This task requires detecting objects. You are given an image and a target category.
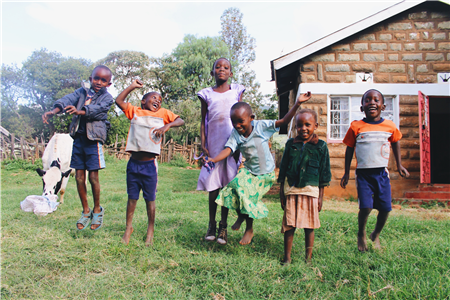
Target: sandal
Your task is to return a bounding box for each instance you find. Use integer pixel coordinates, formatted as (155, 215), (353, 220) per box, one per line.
(90, 206), (104, 231)
(76, 209), (92, 231)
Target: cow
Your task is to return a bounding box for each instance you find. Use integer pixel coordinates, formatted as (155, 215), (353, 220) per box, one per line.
(36, 133), (74, 204)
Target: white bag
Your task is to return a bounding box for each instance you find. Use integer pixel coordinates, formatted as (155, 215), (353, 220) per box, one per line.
(20, 195), (59, 216)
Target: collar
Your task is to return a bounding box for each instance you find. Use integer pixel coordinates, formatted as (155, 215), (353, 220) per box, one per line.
(293, 133), (319, 145)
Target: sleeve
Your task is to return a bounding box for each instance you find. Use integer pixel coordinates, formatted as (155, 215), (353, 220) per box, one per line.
(122, 103), (137, 120)
(84, 93), (114, 121)
(259, 120), (279, 139)
(277, 139), (292, 183)
(53, 88), (82, 112)
(197, 88), (209, 102)
(232, 84), (246, 100)
(319, 142), (332, 187)
(342, 123), (356, 148)
(224, 130), (239, 153)
(388, 123), (402, 143)
(163, 109), (180, 125)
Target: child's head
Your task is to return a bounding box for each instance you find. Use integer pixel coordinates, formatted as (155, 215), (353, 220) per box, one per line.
(211, 58), (233, 84)
(141, 92), (162, 112)
(295, 109), (318, 142)
(230, 102), (254, 137)
(89, 65), (112, 93)
(360, 89), (385, 121)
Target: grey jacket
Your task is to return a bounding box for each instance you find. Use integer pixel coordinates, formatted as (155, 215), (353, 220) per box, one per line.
(53, 82), (114, 144)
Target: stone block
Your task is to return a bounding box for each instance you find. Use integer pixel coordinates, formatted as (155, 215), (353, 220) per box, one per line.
(418, 42), (435, 50)
(317, 64), (323, 81)
(417, 74), (437, 83)
(438, 42), (450, 50)
(422, 32), (429, 40)
(388, 54), (399, 61)
(409, 11), (427, 19)
(409, 33), (419, 40)
(358, 33), (375, 41)
(400, 116), (419, 127)
(302, 64), (315, 72)
(337, 54), (360, 62)
(408, 64), (414, 82)
(330, 158), (345, 169)
(416, 64), (429, 72)
(389, 43), (402, 51)
(379, 33), (392, 40)
(402, 53), (422, 61)
(414, 22), (434, 29)
(345, 75), (356, 83)
(310, 53), (335, 62)
(425, 53), (444, 61)
(351, 64), (375, 72)
(448, 53), (450, 61)
(394, 33), (406, 40)
(438, 21), (450, 30)
(301, 75), (308, 83)
(409, 150), (420, 160)
(411, 128), (420, 138)
(432, 12), (450, 19)
(400, 149), (409, 159)
(374, 74), (389, 83)
(432, 64), (450, 72)
(306, 74), (316, 81)
(325, 75), (342, 83)
(331, 44), (350, 51)
(328, 146), (346, 158)
(404, 43), (416, 51)
(379, 64), (406, 73)
(388, 22), (412, 30)
(402, 160), (420, 172)
(353, 43), (368, 51)
(392, 75), (407, 83)
(399, 138), (420, 149)
(325, 64), (350, 72)
(309, 94), (327, 104)
(432, 32), (446, 40)
(363, 54), (384, 62)
(400, 128), (410, 138)
(371, 43), (387, 51)
(319, 116), (327, 126)
(399, 95), (418, 105)
(400, 105), (418, 116)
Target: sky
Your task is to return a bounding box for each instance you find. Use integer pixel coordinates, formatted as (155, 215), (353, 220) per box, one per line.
(2, 1), (404, 97)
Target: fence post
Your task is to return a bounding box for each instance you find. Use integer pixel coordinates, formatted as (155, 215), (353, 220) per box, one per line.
(168, 139), (173, 163)
(114, 134), (118, 151)
(35, 137), (39, 160)
(10, 133), (16, 159)
(41, 136), (46, 158)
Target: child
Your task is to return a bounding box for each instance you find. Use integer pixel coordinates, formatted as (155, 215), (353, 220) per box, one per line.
(42, 65), (114, 231)
(115, 79), (184, 246)
(278, 109), (331, 263)
(340, 89), (409, 252)
(205, 91), (312, 245)
(197, 58), (245, 245)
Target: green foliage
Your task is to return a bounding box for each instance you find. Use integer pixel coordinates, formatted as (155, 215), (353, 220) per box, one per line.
(164, 98), (201, 143)
(166, 153), (191, 168)
(261, 104), (278, 120)
(106, 105), (130, 145)
(1, 158), (42, 171)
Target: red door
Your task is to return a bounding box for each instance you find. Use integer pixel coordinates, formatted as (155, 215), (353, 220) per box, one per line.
(419, 91), (430, 184)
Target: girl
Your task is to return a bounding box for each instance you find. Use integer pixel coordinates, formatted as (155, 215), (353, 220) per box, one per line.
(205, 92), (311, 246)
(197, 58), (244, 245)
(278, 109), (331, 263)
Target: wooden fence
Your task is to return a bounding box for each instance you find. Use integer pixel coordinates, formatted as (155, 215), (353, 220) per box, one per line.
(0, 133), (47, 163)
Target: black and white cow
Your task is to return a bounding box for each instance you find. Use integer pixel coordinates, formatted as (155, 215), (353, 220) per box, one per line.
(36, 134), (73, 203)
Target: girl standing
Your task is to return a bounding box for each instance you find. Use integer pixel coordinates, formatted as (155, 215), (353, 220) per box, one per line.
(197, 58), (244, 245)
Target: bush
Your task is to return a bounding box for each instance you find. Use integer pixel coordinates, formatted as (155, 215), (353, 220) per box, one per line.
(1, 158), (43, 171)
(166, 153), (190, 168)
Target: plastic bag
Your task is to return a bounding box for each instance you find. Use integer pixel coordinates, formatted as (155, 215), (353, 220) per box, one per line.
(20, 195), (59, 216)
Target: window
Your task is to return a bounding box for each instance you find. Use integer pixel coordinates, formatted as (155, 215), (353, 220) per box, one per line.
(328, 95), (396, 141)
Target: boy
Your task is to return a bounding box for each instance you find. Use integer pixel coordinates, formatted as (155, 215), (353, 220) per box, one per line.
(115, 79), (184, 246)
(340, 89), (409, 252)
(42, 65), (114, 231)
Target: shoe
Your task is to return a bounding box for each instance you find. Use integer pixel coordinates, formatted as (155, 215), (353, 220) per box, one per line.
(217, 222), (227, 245)
(90, 206), (104, 231)
(205, 222), (216, 241)
(76, 209), (92, 231)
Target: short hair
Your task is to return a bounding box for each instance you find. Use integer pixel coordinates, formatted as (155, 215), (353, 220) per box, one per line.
(212, 57), (232, 72)
(361, 89), (384, 105)
(142, 91), (161, 101)
(92, 65), (112, 78)
(230, 102), (252, 116)
(296, 108), (318, 123)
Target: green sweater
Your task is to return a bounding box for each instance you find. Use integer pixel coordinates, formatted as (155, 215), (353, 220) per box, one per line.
(278, 136), (331, 188)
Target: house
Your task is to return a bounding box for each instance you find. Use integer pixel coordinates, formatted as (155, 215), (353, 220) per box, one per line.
(270, 0), (450, 203)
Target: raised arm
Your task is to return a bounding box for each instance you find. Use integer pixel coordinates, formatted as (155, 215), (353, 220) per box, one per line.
(392, 141), (410, 178)
(275, 91), (311, 128)
(115, 79), (144, 111)
(340, 146), (354, 189)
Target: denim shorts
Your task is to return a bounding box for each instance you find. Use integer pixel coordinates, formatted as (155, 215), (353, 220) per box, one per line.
(356, 167), (392, 212)
(126, 158), (157, 201)
(70, 134), (105, 171)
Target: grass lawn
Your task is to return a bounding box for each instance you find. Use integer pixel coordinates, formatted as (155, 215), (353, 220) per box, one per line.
(2, 156), (449, 299)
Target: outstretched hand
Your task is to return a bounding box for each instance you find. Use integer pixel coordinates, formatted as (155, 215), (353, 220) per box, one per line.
(42, 111), (54, 124)
(296, 91), (312, 104)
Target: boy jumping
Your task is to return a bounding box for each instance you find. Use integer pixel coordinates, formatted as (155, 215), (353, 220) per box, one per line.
(340, 89), (409, 252)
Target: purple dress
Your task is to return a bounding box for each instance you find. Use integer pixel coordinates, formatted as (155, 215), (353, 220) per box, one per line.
(197, 84), (245, 192)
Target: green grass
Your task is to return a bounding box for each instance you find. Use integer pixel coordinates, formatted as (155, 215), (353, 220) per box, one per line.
(2, 157), (450, 299)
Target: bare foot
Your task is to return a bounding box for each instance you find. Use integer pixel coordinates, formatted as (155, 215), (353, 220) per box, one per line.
(282, 257), (291, 265)
(357, 233), (368, 252)
(239, 229), (253, 245)
(145, 234), (153, 247)
(369, 231), (381, 249)
(231, 216), (245, 231)
(121, 227), (134, 245)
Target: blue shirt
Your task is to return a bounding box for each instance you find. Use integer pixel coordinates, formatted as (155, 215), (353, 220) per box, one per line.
(225, 120), (279, 175)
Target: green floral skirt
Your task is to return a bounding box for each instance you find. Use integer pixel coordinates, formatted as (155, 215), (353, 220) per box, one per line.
(215, 168), (275, 219)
